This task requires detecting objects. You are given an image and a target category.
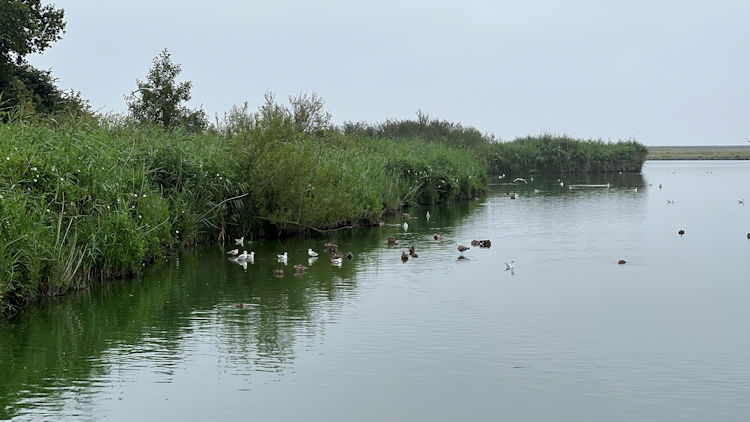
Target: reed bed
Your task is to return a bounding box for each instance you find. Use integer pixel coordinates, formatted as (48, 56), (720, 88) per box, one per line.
(0, 113), (485, 314)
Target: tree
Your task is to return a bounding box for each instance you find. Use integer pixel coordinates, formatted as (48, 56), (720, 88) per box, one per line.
(0, 0), (66, 63)
(125, 49), (207, 131)
(0, 2), (88, 118)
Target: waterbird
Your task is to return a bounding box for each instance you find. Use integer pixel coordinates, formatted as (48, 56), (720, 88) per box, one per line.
(666, 200), (674, 205)
(510, 193), (516, 200)
(433, 234), (444, 240)
(739, 199), (745, 205)
(426, 211), (431, 220)
(505, 260), (515, 271)
(237, 250), (254, 261)
(633, 187), (638, 192)
(293, 264), (307, 273)
(235, 302), (245, 308)
(659, 184), (662, 190)
(227, 249), (239, 256)
(534, 189), (541, 194)
(234, 236), (244, 246)
(456, 244), (470, 256)
(513, 177), (528, 184)
(678, 229), (685, 236)
(401, 251), (409, 262)
(747, 233), (750, 239)
(308, 248), (318, 257)
(277, 252), (288, 262)
(409, 246), (416, 256)
(331, 257), (343, 266)
(618, 259), (627, 265)
(387, 237), (398, 245)
(346, 251), (354, 260)
(402, 222), (408, 231)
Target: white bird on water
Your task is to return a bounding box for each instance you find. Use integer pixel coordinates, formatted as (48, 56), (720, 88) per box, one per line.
(238, 251), (254, 262)
(402, 222), (408, 231)
(277, 252), (288, 263)
(234, 236), (244, 246)
(426, 211), (431, 221)
(331, 257), (343, 266)
(227, 249), (239, 256)
(308, 248), (318, 257)
(505, 260), (515, 271)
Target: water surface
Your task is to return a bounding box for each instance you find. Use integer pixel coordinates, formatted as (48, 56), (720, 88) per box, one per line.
(2, 160), (749, 421)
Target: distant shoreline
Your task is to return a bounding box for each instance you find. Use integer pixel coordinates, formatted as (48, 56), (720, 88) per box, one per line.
(647, 145), (750, 160)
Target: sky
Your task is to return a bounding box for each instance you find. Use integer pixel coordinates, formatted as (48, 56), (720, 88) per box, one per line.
(28, 0), (750, 146)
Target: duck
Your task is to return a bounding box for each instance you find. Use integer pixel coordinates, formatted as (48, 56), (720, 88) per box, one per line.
(235, 302), (245, 308)
(426, 211), (431, 220)
(401, 251), (409, 262)
(277, 252), (288, 262)
(234, 236), (244, 246)
(618, 259), (627, 265)
(678, 229), (685, 236)
(387, 237), (398, 245)
(227, 249), (239, 256)
(433, 234), (444, 241)
(308, 248), (318, 257)
(346, 251), (354, 260)
(408, 246), (417, 257)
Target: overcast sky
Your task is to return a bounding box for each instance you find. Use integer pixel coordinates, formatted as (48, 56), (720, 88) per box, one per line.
(28, 0), (750, 145)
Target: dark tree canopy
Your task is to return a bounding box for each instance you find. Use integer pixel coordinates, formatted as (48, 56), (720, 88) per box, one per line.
(125, 49), (207, 131)
(0, 0), (66, 63)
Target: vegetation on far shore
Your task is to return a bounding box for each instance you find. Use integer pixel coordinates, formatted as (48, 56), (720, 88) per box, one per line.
(647, 145), (750, 160)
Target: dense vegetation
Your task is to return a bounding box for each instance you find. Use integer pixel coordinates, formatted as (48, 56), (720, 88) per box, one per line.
(0, 103), (486, 314)
(343, 115), (648, 175)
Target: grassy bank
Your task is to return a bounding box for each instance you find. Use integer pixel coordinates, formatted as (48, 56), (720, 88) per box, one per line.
(343, 116), (649, 175)
(647, 145), (750, 160)
(0, 112), (485, 314)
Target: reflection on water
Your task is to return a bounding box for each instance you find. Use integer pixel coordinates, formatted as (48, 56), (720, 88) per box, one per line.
(2, 162), (749, 421)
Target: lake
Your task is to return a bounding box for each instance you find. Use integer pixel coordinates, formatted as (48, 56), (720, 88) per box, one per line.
(1, 160), (749, 421)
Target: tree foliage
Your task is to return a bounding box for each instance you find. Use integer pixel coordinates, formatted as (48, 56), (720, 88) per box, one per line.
(125, 49), (207, 131)
(0, 0), (65, 63)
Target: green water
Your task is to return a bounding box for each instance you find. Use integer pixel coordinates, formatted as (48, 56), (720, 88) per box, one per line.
(1, 161), (749, 421)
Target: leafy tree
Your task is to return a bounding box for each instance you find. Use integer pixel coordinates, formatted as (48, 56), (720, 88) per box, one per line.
(0, 2), (89, 119)
(0, 0), (65, 63)
(125, 49), (207, 131)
